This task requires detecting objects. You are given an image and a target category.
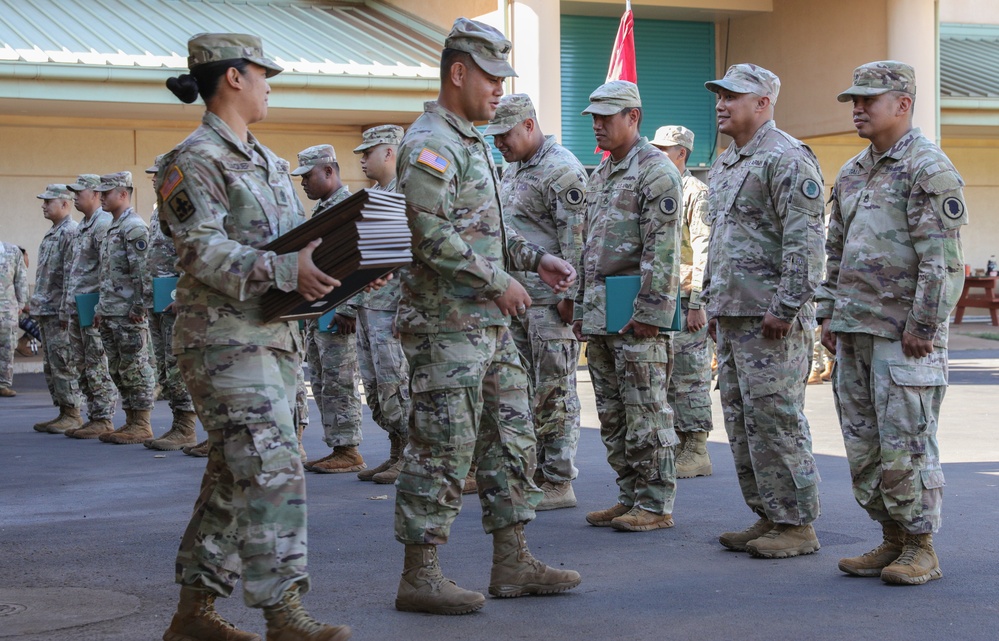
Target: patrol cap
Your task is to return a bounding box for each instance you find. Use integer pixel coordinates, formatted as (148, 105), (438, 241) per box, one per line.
(67, 174), (101, 192)
(705, 63), (781, 102)
(444, 18), (517, 78)
(291, 144), (337, 176)
(187, 33), (283, 78)
(836, 60), (916, 102)
(36, 184), (73, 200)
(581, 80), (642, 116)
(483, 94), (537, 135)
(651, 125), (695, 152)
(353, 125), (404, 154)
(145, 154), (166, 174)
(94, 171), (133, 192)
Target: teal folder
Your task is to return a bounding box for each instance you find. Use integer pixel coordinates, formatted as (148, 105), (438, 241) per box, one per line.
(317, 308), (337, 333)
(605, 275), (682, 333)
(153, 277), (179, 313)
(76, 293), (99, 328)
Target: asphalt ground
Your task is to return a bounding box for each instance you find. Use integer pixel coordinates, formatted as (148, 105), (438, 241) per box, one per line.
(2, 347), (998, 640)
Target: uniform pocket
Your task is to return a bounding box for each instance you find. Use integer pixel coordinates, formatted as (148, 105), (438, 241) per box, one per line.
(409, 362), (480, 450)
(886, 363), (946, 436)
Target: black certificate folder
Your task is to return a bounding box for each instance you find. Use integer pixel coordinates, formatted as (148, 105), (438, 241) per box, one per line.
(261, 189), (412, 322)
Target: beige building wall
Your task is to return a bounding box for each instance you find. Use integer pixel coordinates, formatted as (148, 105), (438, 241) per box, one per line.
(940, 0), (999, 23)
(382, 0), (497, 29)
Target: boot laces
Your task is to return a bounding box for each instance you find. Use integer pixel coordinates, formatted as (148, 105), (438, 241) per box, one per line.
(281, 592), (327, 634)
(893, 536), (927, 566)
(196, 595), (238, 630)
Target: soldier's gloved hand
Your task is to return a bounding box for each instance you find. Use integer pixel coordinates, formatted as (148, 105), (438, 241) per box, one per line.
(297, 238), (341, 301)
(334, 313), (356, 335)
(620, 318), (659, 338)
(820, 319), (837, 354)
(495, 279), (532, 316)
(761, 311), (791, 340)
(902, 330), (934, 358)
(537, 255), (577, 294)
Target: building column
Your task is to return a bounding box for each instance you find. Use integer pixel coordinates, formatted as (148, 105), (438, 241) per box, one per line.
(887, 0), (939, 142)
(506, 0), (563, 140)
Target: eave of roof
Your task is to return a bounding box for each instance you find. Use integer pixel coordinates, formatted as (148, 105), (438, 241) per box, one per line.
(940, 22), (999, 105)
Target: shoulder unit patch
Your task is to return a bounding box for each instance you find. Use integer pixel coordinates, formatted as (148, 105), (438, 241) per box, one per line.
(942, 196), (965, 220)
(801, 178), (821, 200)
(659, 196), (678, 216)
(565, 187), (584, 206)
(168, 189), (196, 223)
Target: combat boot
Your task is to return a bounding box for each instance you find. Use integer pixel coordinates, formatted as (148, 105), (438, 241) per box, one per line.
(536, 481), (577, 511)
(610, 506), (674, 532)
(262, 583), (351, 640)
(33, 409), (62, 432)
(67, 418), (114, 439)
(372, 458), (404, 484)
(880, 533), (942, 585)
(100, 409), (133, 443)
(746, 523), (820, 558)
(807, 368), (824, 385)
(586, 503), (630, 527)
(102, 409), (154, 445)
(821, 360), (834, 381)
(676, 431), (713, 478)
(0, 386), (16, 397)
(462, 464), (478, 495)
(296, 423), (307, 461)
(162, 586), (260, 641)
(358, 433), (404, 481)
(838, 521), (904, 577)
(146, 410), (198, 451)
(489, 524), (582, 597)
(396, 544), (485, 615)
(184, 439), (210, 457)
(719, 517), (775, 551)
(44, 406), (84, 434)
(306, 446), (366, 473)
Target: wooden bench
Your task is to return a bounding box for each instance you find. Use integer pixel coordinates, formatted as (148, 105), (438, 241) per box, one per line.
(955, 276), (999, 325)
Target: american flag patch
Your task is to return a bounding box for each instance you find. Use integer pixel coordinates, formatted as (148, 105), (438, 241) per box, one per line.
(417, 148), (450, 173)
(159, 165), (183, 200)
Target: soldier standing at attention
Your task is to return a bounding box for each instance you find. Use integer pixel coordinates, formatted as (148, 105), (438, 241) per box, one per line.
(703, 64), (826, 558)
(574, 81), (682, 532)
(352, 125), (412, 484)
(91, 172), (157, 446)
(63, 174), (119, 439)
(158, 33), (351, 641)
(486, 93), (586, 510)
(291, 144), (366, 475)
(651, 125), (715, 479)
(393, 18), (581, 615)
(0, 238), (27, 397)
(817, 61), (966, 586)
(30, 184), (83, 433)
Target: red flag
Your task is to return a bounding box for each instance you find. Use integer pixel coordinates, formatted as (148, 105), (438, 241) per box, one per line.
(596, 2), (637, 157)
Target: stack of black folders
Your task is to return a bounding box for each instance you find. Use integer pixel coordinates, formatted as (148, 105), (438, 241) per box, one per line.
(261, 188), (412, 322)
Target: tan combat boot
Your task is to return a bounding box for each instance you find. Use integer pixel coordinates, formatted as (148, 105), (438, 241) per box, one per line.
(610, 506), (674, 532)
(880, 533), (942, 585)
(807, 368), (824, 385)
(306, 446), (366, 474)
(102, 409), (154, 445)
(838, 521), (904, 577)
(585, 502), (631, 527)
(33, 408), (64, 432)
(0, 386), (16, 397)
(489, 524), (582, 597)
(67, 418), (114, 439)
(184, 439), (210, 457)
(45, 406), (85, 434)
(262, 583), (351, 641)
(461, 464), (478, 495)
(821, 360), (834, 381)
(100, 409), (133, 443)
(162, 586), (261, 641)
(359, 433), (404, 481)
(372, 458), (404, 484)
(676, 431), (713, 478)
(746, 523), (820, 559)
(146, 410), (198, 451)
(719, 517), (775, 551)
(395, 544), (485, 615)
(296, 423), (307, 461)
(536, 481), (577, 511)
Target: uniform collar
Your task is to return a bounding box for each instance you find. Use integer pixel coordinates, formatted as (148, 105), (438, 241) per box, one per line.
(721, 119), (776, 166)
(855, 127), (921, 170)
(424, 101), (487, 144)
(202, 111), (260, 158)
(598, 136), (649, 176)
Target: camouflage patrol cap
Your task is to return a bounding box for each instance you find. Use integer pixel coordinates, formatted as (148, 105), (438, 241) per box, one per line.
(651, 125), (695, 152)
(37, 184), (73, 200)
(187, 33), (283, 78)
(145, 154), (166, 174)
(94, 171), (133, 192)
(291, 144), (337, 176)
(353, 125), (404, 154)
(581, 80), (642, 116)
(705, 63), (781, 102)
(445, 18), (517, 78)
(484, 94), (537, 135)
(837, 60), (916, 102)
(67, 174), (101, 192)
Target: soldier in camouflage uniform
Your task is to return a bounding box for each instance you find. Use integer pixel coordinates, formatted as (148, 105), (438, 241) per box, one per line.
(30, 184), (83, 433)
(817, 61), (966, 586)
(158, 33), (351, 641)
(486, 94), (585, 510)
(574, 81), (682, 533)
(352, 125), (412, 484)
(0, 239), (28, 396)
(63, 174), (119, 439)
(393, 18), (581, 616)
(651, 125), (714, 479)
(703, 64), (826, 558)
(291, 144), (366, 475)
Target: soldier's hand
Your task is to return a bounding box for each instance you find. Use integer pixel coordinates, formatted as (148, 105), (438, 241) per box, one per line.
(820, 319), (837, 354)
(572, 320), (587, 342)
(707, 317), (718, 343)
(686, 308), (707, 333)
(365, 273), (392, 292)
(93, 314), (102, 328)
(556, 299), (574, 325)
(334, 313), (356, 335)
(620, 319), (659, 338)
(164, 302), (176, 314)
(495, 279), (532, 316)
(59, 319), (68, 330)
(761, 312), (792, 340)
(902, 330), (935, 358)
(537, 255), (577, 294)
(128, 310), (145, 323)
(391, 316), (399, 339)
(297, 238), (340, 302)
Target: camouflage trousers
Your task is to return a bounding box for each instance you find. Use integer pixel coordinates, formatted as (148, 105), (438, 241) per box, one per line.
(587, 332), (678, 514)
(356, 307), (410, 438)
(509, 304), (581, 483)
(832, 333), (946, 534)
(295, 364), (309, 427)
(150, 312), (194, 412)
(68, 314), (117, 420)
(305, 321), (361, 447)
(0, 314), (14, 388)
(667, 297), (713, 434)
(395, 326), (541, 544)
(716, 316), (820, 525)
(812, 326), (831, 373)
(37, 315), (81, 408)
(99, 316), (155, 411)
(175, 345), (308, 608)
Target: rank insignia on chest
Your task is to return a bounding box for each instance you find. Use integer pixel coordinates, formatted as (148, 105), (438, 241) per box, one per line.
(565, 187), (584, 206)
(417, 148), (450, 173)
(659, 196), (678, 215)
(942, 196), (965, 219)
(801, 178), (821, 199)
(159, 166), (183, 200)
(169, 190), (196, 223)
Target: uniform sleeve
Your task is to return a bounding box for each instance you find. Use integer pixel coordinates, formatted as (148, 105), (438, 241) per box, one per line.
(686, 186), (711, 308)
(157, 155), (298, 302)
(123, 222), (153, 312)
(813, 186), (842, 320)
(14, 252), (27, 308)
(547, 166), (587, 300)
(633, 166), (682, 327)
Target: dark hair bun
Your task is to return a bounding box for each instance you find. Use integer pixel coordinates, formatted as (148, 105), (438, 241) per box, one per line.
(166, 74), (199, 104)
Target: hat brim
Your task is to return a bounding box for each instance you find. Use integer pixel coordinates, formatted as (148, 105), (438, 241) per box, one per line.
(470, 53), (517, 78)
(93, 186), (117, 192)
(290, 165), (313, 176)
(144, 166), (158, 174)
(836, 86), (892, 102)
(66, 183), (89, 192)
(483, 122), (516, 135)
(704, 79), (755, 94)
(581, 103), (628, 116)
(247, 56), (283, 78)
